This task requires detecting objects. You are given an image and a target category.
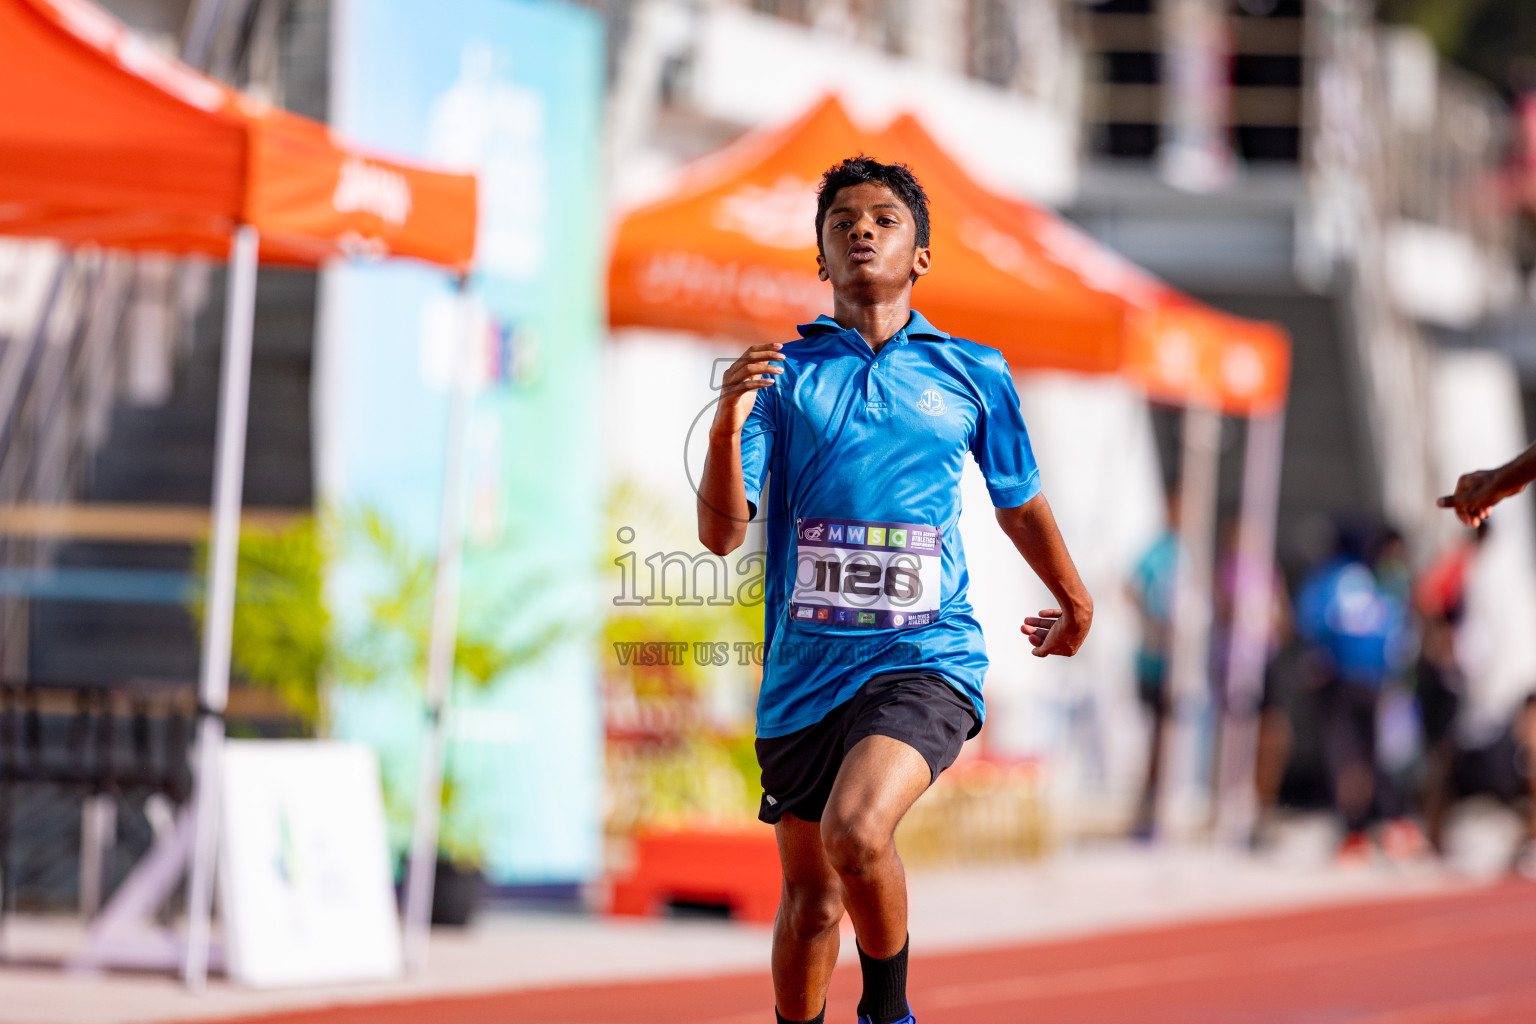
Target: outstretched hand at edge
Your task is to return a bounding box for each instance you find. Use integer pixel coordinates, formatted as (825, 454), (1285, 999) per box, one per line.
(1437, 443), (1536, 528)
(1437, 469), (1506, 528)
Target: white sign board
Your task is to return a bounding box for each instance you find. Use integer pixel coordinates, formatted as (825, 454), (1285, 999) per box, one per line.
(220, 740), (403, 987)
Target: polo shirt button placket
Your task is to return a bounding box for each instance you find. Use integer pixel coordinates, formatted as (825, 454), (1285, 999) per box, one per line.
(866, 329), (901, 408)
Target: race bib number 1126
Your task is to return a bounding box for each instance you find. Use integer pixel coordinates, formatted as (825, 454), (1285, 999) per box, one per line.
(791, 516), (942, 629)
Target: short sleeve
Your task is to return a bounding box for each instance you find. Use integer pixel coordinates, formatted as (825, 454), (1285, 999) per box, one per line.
(739, 383), (776, 520)
(970, 354), (1041, 508)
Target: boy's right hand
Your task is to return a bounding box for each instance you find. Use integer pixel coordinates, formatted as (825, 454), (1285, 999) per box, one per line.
(712, 342), (785, 438)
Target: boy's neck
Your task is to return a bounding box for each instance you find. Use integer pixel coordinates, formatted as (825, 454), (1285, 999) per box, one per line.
(831, 294), (912, 355)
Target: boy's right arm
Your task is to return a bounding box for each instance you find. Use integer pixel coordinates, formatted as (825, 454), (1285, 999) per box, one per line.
(697, 342), (784, 555)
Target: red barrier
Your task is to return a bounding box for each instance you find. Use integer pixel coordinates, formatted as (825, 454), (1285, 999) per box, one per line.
(608, 828), (782, 923)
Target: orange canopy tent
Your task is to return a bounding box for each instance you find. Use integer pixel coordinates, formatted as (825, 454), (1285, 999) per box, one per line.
(611, 98), (1291, 837)
(609, 97), (1289, 416)
(1122, 293), (1291, 418)
(0, 0), (479, 984)
(611, 98), (1127, 375)
(0, 0), (477, 268)
(876, 113), (1289, 417)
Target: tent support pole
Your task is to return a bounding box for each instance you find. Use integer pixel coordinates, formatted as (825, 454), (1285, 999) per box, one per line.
(1155, 401), (1222, 841)
(402, 277), (472, 971)
(1214, 410), (1286, 846)
(183, 224), (259, 990)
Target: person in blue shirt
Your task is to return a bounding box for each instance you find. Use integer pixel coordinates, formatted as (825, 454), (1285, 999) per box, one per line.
(1293, 524), (1414, 859)
(698, 157), (1093, 1024)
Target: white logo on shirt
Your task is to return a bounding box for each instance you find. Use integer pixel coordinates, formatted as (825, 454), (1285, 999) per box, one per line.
(916, 388), (947, 416)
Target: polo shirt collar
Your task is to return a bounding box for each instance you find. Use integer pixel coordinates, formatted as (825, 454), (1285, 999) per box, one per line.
(795, 309), (949, 341)
(904, 309), (949, 339)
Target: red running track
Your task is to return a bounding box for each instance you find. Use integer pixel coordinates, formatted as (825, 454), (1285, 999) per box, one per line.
(205, 881), (1536, 1024)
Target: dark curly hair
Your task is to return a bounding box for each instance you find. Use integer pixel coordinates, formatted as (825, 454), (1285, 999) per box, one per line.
(814, 156), (931, 254)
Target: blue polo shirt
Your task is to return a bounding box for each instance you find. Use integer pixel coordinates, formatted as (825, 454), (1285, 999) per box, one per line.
(740, 309), (1042, 738)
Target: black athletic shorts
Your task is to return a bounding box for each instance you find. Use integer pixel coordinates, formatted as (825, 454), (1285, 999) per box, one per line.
(755, 670), (980, 825)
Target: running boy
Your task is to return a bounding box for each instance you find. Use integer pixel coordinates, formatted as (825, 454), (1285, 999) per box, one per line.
(697, 157), (1092, 1024)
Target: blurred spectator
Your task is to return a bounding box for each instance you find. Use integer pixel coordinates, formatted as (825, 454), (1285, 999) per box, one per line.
(1439, 693), (1536, 877)
(1128, 498), (1180, 839)
(1371, 526), (1424, 858)
(1294, 523), (1416, 862)
(1415, 525), (1485, 621)
(1249, 580), (1304, 846)
(1413, 524), (1488, 855)
(1374, 528), (1413, 606)
(1212, 517), (1296, 844)
(1412, 525), (1536, 874)
(1515, 696), (1536, 876)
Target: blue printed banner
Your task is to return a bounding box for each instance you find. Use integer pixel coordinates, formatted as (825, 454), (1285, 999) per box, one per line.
(321, 0), (605, 885)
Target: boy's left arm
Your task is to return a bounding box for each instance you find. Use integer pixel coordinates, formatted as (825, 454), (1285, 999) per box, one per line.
(995, 493), (1093, 658)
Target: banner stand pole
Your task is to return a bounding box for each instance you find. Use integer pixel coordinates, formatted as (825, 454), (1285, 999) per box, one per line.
(182, 224), (259, 990)
(401, 275), (472, 972)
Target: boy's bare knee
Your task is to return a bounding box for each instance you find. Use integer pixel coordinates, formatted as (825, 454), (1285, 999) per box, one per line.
(779, 878), (843, 939)
(820, 811), (890, 880)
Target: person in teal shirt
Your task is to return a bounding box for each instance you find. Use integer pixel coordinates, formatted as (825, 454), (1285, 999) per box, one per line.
(1129, 520), (1179, 837)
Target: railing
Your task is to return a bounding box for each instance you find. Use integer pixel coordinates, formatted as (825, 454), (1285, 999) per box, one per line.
(1298, 0), (1468, 540)
(0, 247), (142, 681)
(1389, 62), (1512, 258)
(625, 0), (1082, 105)
(0, 1), (296, 685)
(1080, 0), (1307, 163)
(0, 677), (195, 920)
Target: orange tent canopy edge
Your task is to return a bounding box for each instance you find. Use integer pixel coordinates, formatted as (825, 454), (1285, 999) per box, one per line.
(0, 0), (477, 270)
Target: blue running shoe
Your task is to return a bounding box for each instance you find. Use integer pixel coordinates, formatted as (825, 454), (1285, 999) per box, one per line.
(857, 1007), (914, 1024)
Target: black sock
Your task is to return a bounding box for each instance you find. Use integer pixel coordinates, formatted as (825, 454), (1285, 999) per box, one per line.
(856, 935), (910, 1023)
(776, 1004), (825, 1024)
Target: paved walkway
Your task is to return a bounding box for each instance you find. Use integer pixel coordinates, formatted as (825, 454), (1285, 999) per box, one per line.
(0, 832), (1491, 1024)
